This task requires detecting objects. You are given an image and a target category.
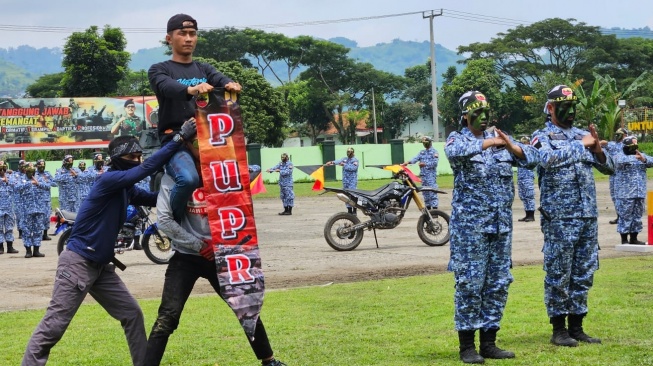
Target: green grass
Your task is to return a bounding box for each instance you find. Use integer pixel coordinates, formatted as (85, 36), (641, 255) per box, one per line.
(3, 257), (653, 365)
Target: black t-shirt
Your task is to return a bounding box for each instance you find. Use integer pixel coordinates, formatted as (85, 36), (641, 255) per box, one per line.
(148, 60), (233, 144)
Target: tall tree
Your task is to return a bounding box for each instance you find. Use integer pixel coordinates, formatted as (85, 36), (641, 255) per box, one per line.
(61, 26), (130, 97)
(384, 101), (423, 139)
(25, 72), (64, 98)
(285, 80), (331, 145)
(195, 27), (252, 67)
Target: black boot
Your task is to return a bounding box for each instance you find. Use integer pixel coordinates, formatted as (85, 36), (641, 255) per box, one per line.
(42, 229), (51, 241)
(347, 207), (353, 214)
(620, 233), (629, 244)
(278, 207), (288, 215)
(518, 210), (535, 222)
(24, 246), (32, 258)
(133, 236), (143, 250)
(458, 330), (484, 364)
(18, 229), (22, 239)
(32, 246), (45, 257)
(479, 328), (515, 359)
(629, 233), (645, 245)
(609, 215), (619, 224)
(0, 242), (3, 254)
(287, 206), (293, 215)
(6, 241), (18, 254)
(568, 313), (601, 344)
(550, 315), (578, 347)
(352, 208), (357, 216)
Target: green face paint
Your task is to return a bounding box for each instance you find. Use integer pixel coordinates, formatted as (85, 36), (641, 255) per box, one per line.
(554, 100), (577, 128)
(469, 107), (490, 131)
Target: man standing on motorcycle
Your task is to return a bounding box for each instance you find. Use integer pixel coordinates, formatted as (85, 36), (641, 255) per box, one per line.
(326, 147), (359, 215)
(144, 132), (286, 366)
(267, 153), (295, 215)
(444, 91), (539, 364)
(22, 120), (196, 366)
(402, 136), (439, 209)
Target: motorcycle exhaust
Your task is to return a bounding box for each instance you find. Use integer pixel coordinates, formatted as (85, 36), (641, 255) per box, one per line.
(336, 193), (357, 207)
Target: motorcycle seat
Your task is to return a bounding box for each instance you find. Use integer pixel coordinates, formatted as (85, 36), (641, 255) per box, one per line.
(347, 183), (396, 199)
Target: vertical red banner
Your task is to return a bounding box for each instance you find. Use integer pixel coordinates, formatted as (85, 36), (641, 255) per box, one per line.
(195, 91), (264, 339)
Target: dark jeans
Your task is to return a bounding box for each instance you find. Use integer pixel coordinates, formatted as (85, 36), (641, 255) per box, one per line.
(164, 147), (200, 221)
(143, 252), (273, 366)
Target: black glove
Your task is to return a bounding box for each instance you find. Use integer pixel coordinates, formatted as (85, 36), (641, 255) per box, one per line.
(180, 117), (197, 141)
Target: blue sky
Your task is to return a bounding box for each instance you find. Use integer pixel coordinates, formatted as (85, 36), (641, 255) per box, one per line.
(3, 0), (652, 52)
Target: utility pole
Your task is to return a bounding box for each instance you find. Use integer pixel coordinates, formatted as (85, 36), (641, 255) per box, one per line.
(372, 87), (378, 144)
(423, 9), (443, 141)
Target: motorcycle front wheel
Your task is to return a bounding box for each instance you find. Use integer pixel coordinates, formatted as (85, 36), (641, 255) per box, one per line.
(57, 228), (71, 255)
(142, 230), (173, 265)
(324, 212), (364, 251)
(417, 209), (450, 246)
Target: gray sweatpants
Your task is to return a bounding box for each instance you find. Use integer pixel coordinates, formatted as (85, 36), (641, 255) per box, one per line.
(22, 250), (147, 366)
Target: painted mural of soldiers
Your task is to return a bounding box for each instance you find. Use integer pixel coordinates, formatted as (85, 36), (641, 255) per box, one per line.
(16, 163), (48, 258)
(532, 84), (613, 347)
(267, 153), (294, 216)
(614, 136), (653, 244)
(111, 99), (143, 137)
(12, 160), (27, 239)
(326, 147), (359, 214)
(0, 161), (18, 254)
(35, 159), (56, 241)
(76, 160), (94, 204)
(402, 137), (439, 209)
(600, 128), (628, 224)
(54, 155), (80, 212)
(516, 136), (536, 222)
(444, 91), (539, 364)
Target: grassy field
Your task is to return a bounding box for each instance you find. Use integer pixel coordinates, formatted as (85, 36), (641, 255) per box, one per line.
(2, 256), (653, 365)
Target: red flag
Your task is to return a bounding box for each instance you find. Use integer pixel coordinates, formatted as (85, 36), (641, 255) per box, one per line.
(249, 172), (266, 195)
(382, 164), (422, 183)
(310, 166), (325, 191)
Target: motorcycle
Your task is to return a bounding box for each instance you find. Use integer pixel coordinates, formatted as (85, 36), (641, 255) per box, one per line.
(55, 205), (173, 265)
(322, 166), (450, 251)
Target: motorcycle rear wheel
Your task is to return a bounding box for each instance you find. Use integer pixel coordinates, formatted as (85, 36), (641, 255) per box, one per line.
(324, 212), (364, 251)
(57, 228), (71, 255)
(417, 209), (450, 246)
(142, 231), (173, 265)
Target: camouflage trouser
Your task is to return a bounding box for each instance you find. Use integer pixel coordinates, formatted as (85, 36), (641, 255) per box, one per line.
(0, 212), (15, 243)
(342, 177), (357, 208)
(448, 226), (513, 331)
(21, 212), (45, 248)
(60, 199), (77, 213)
(609, 175), (616, 207)
(421, 176), (439, 208)
(517, 180), (535, 211)
(279, 185), (294, 207)
(616, 197), (644, 234)
(542, 217), (599, 317)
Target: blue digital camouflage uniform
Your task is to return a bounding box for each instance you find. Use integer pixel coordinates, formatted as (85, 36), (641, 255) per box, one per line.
(332, 156), (359, 208)
(516, 167), (535, 211)
(54, 166), (81, 212)
(444, 128), (539, 331)
(613, 150), (653, 235)
(532, 121), (614, 318)
(76, 166), (94, 203)
(16, 175), (48, 249)
(35, 169), (56, 230)
(0, 174), (15, 244)
(603, 141), (623, 211)
(11, 170), (25, 231)
(268, 161), (294, 207)
(408, 147), (439, 208)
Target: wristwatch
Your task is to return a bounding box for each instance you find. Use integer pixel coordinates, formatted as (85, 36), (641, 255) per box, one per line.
(173, 134), (183, 143)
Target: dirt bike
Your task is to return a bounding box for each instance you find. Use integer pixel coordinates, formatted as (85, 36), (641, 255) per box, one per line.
(322, 166), (450, 251)
(55, 205), (173, 265)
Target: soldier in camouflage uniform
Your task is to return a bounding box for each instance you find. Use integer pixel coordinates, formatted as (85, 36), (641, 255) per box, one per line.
(516, 136), (536, 222)
(76, 160), (94, 204)
(35, 159), (56, 240)
(54, 155), (80, 212)
(12, 160), (26, 239)
(600, 128), (628, 224)
(613, 136), (653, 244)
(16, 163), (48, 258)
(444, 91), (539, 364)
(0, 161), (18, 254)
(267, 153), (294, 216)
(403, 137), (439, 209)
(326, 147), (359, 214)
(532, 85), (613, 347)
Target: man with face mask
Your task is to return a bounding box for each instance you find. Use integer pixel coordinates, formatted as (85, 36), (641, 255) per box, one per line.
(402, 137), (439, 210)
(54, 155), (80, 212)
(22, 120), (196, 366)
(16, 163), (48, 258)
(516, 136), (536, 222)
(326, 147), (359, 214)
(600, 128), (628, 224)
(75, 160), (94, 205)
(35, 159), (56, 241)
(532, 85), (614, 348)
(266, 153), (294, 215)
(12, 160), (26, 239)
(0, 160), (18, 254)
(444, 91), (539, 364)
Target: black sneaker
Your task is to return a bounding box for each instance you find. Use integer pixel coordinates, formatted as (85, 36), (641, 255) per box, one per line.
(263, 360), (287, 366)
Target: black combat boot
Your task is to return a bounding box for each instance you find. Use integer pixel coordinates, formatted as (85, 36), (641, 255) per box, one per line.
(609, 215), (619, 224)
(287, 207), (293, 215)
(24, 246), (32, 258)
(479, 328), (515, 359)
(18, 229), (22, 239)
(518, 211), (535, 222)
(278, 207), (288, 215)
(6, 241), (18, 254)
(620, 233), (629, 244)
(550, 315), (578, 347)
(32, 246), (45, 257)
(458, 330), (484, 364)
(347, 207), (353, 214)
(629, 233), (645, 245)
(0, 242), (3, 254)
(133, 236), (143, 250)
(568, 313), (601, 344)
(42, 229), (51, 241)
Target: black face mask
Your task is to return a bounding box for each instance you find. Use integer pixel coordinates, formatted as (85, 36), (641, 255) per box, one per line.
(95, 162), (104, 169)
(553, 101), (577, 129)
(111, 158), (140, 171)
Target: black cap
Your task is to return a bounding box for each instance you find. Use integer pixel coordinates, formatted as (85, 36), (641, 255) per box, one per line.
(546, 85), (577, 102)
(458, 91), (490, 114)
(124, 98), (135, 107)
(167, 14), (197, 33)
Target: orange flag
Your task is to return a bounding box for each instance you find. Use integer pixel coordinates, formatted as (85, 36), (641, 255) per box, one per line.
(381, 164), (422, 183)
(249, 171), (267, 195)
(310, 166), (325, 191)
